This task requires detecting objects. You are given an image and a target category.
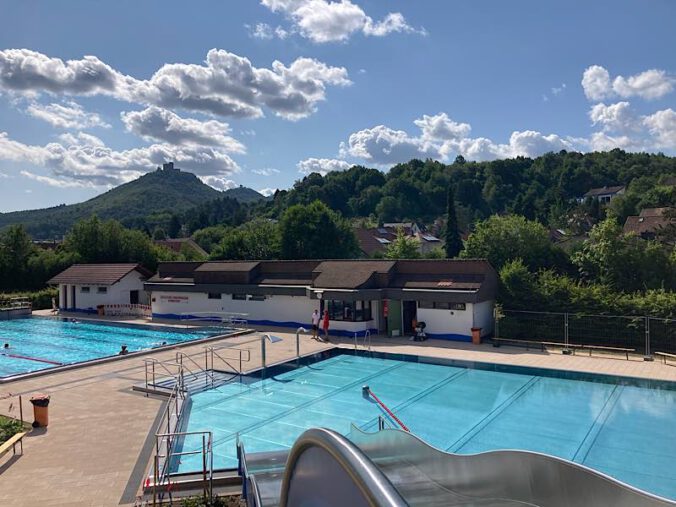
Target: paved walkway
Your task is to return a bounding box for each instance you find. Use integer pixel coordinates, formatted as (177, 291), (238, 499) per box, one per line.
(0, 316), (674, 506)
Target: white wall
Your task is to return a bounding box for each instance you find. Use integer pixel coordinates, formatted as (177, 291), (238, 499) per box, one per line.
(417, 303), (475, 339)
(62, 271), (148, 311)
(472, 300), (495, 336)
(151, 290), (377, 334)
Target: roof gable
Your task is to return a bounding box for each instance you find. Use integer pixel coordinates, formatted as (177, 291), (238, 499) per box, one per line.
(48, 263), (151, 286)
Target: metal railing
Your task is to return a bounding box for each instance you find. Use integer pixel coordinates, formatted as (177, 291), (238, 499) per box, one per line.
(104, 303), (151, 318)
(496, 309), (676, 358)
(354, 329), (372, 353)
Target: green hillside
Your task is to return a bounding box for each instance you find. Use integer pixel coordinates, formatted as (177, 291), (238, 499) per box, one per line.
(0, 165), (225, 238)
(223, 185), (269, 204)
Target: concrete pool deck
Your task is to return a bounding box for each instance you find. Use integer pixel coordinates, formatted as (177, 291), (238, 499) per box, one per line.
(0, 315), (675, 506)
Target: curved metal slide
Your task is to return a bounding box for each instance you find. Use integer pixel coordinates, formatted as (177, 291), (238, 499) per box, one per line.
(239, 427), (676, 507)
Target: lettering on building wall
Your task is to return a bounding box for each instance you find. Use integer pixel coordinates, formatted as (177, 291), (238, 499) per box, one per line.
(160, 295), (189, 304)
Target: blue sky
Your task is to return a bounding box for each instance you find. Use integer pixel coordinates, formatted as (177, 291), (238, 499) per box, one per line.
(0, 0), (674, 212)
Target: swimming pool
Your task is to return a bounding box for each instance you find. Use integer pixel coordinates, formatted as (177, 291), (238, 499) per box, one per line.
(0, 317), (231, 379)
(177, 353), (676, 500)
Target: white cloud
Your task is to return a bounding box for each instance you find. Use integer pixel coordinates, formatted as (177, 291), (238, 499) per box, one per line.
(260, 0), (422, 43)
(0, 48), (350, 120)
(341, 113), (579, 165)
(25, 100), (110, 129)
(643, 108), (676, 149)
(20, 170), (86, 188)
(582, 65), (612, 101)
(551, 83), (566, 96)
(0, 130), (241, 187)
(259, 187), (277, 197)
(248, 22), (275, 39)
(252, 167), (280, 176)
(588, 102), (638, 132)
(121, 106), (245, 152)
(200, 176), (237, 190)
(297, 157), (350, 175)
(582, 65), (674, 101)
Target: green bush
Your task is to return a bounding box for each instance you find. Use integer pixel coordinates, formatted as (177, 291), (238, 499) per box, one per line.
(0, 288), (59, 310)
(0, 415), (24, 445)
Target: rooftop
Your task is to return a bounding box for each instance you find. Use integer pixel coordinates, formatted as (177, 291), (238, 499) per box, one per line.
(47, 263), (152, 286)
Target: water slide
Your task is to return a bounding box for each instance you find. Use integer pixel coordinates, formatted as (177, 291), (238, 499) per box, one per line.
(239, 427), (676, 507)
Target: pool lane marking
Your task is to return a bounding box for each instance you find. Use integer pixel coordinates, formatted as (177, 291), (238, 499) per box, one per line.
(448, 376), (541, 453)
(571, 385), (623, 464)
(1, 352), (63, 366)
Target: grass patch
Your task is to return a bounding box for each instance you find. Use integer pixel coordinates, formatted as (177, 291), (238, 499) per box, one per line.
(0, 414), (24, 445)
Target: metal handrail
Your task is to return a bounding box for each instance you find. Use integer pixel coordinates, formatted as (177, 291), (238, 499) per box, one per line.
(354, 329), (372, 353)
(176, 351), (215, 387)
(144, 358), (184, 391)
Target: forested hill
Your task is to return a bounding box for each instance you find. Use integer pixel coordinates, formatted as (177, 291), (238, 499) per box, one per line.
(268, 150), (676, 228)
(0, 166), (264, 238)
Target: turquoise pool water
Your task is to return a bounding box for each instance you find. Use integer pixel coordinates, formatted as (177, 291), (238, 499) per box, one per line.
(0, 317), (229, 378)
(178, 354), (676, 500)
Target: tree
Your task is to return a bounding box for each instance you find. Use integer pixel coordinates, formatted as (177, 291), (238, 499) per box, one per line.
(152, 227), (167, 240)
(461, 214), (564, 271)
(279, 201), (358, 259)
(444, 185), (462, 258)
(571, 218), (676, 291)
(167, 214), (181, 238)
(384, 229), (421, 259)
(210, 219), (280, 260)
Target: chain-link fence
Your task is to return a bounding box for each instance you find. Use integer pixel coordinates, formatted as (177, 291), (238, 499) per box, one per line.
(496, 309), (676, 356)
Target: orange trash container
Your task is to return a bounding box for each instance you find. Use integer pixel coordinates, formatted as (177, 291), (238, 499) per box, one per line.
(471, 327), (482, 345)
(30, 393), (50, 428)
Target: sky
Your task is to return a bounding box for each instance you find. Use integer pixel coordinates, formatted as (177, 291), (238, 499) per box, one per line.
(0, 0), (674, 212)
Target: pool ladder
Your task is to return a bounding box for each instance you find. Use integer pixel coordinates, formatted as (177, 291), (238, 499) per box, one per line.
(354, 330), (371, 353)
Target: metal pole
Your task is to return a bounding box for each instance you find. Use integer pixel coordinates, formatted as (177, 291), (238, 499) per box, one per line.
(644, 316), (654, 361)
(261, 337), (266, 379)
(19, 395), (23, 424)
(295, 327), (306, 367)
(562, 313), (572, 355)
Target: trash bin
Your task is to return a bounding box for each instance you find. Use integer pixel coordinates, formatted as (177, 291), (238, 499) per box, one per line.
(97, 305), (105, 316)
(30, 393), (50, 428)
(471, 327), (482, 345)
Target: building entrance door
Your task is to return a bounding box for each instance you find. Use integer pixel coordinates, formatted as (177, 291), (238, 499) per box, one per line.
(70, 285), (76, 309)
(402, 301), (417, 334)
(130, 290), (139, 305)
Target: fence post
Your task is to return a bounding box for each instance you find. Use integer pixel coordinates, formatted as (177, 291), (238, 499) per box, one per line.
(644, 316), (653, 361)
(562, 313), (572, 355)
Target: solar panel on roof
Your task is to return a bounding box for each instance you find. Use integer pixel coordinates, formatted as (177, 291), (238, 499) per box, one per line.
(421, 234), (439, 241)
(375, 237), (391, 244)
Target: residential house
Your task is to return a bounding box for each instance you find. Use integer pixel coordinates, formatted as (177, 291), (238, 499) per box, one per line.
(623, 207), (676, 241)
(579, 185), (626, 203)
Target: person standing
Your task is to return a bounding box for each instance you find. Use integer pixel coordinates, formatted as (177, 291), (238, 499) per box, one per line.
(321, 309), (330, 342)
(311, 309), (320, 339)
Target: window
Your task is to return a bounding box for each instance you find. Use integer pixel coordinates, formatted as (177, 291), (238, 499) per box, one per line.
(248, 294), (266, 301)
(326, 300), (372, 322)
(232, 294), (247, 301)
(97, 287), (107, 294)
(419, 301), (466, 311)
(80, 286), (90, 293)
(208, 292), (222, 300)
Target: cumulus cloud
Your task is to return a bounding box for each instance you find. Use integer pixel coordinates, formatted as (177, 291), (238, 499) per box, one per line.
(0, 130), (241, 188)
(121, 106), (245, 152)
(297, 157), (350, 175)
(588, 102), (638, 132)
(582, 65), (674, 101)
(339, 112), (580, 165)
(0, 48), (350, 120)
(25, 100), (110, 129)
(247, 22), (290, 40)
(259, 187), (277, 197)
(199, 176), (237, 190)
(643, 108), (676, 149)
(260, 0), (422, 43)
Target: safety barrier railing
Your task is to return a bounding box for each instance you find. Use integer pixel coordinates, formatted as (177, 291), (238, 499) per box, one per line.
(0, 297), (32, 311)
(353, 329), (372, 353)
(204, 344), (251, 375)
(496, 309), (676, 359)
(103, 303), (151, 318)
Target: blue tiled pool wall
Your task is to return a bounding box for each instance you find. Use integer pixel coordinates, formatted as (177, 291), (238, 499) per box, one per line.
(175, 352), (676, 499)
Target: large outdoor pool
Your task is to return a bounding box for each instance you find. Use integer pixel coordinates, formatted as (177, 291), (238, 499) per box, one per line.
(177, 353), (676, 500)
(0, 317), (231, 379)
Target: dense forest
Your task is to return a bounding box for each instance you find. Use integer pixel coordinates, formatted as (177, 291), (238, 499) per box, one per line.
(1, 149), (675, 316)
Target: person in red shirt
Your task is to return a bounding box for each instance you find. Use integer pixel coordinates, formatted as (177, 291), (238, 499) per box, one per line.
(321, 309), (330, 342)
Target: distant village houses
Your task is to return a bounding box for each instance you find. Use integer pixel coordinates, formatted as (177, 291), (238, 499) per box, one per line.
(577, 185), (626, 204)
(623, 207), (676, 242)
(354, 223), (442, 257)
